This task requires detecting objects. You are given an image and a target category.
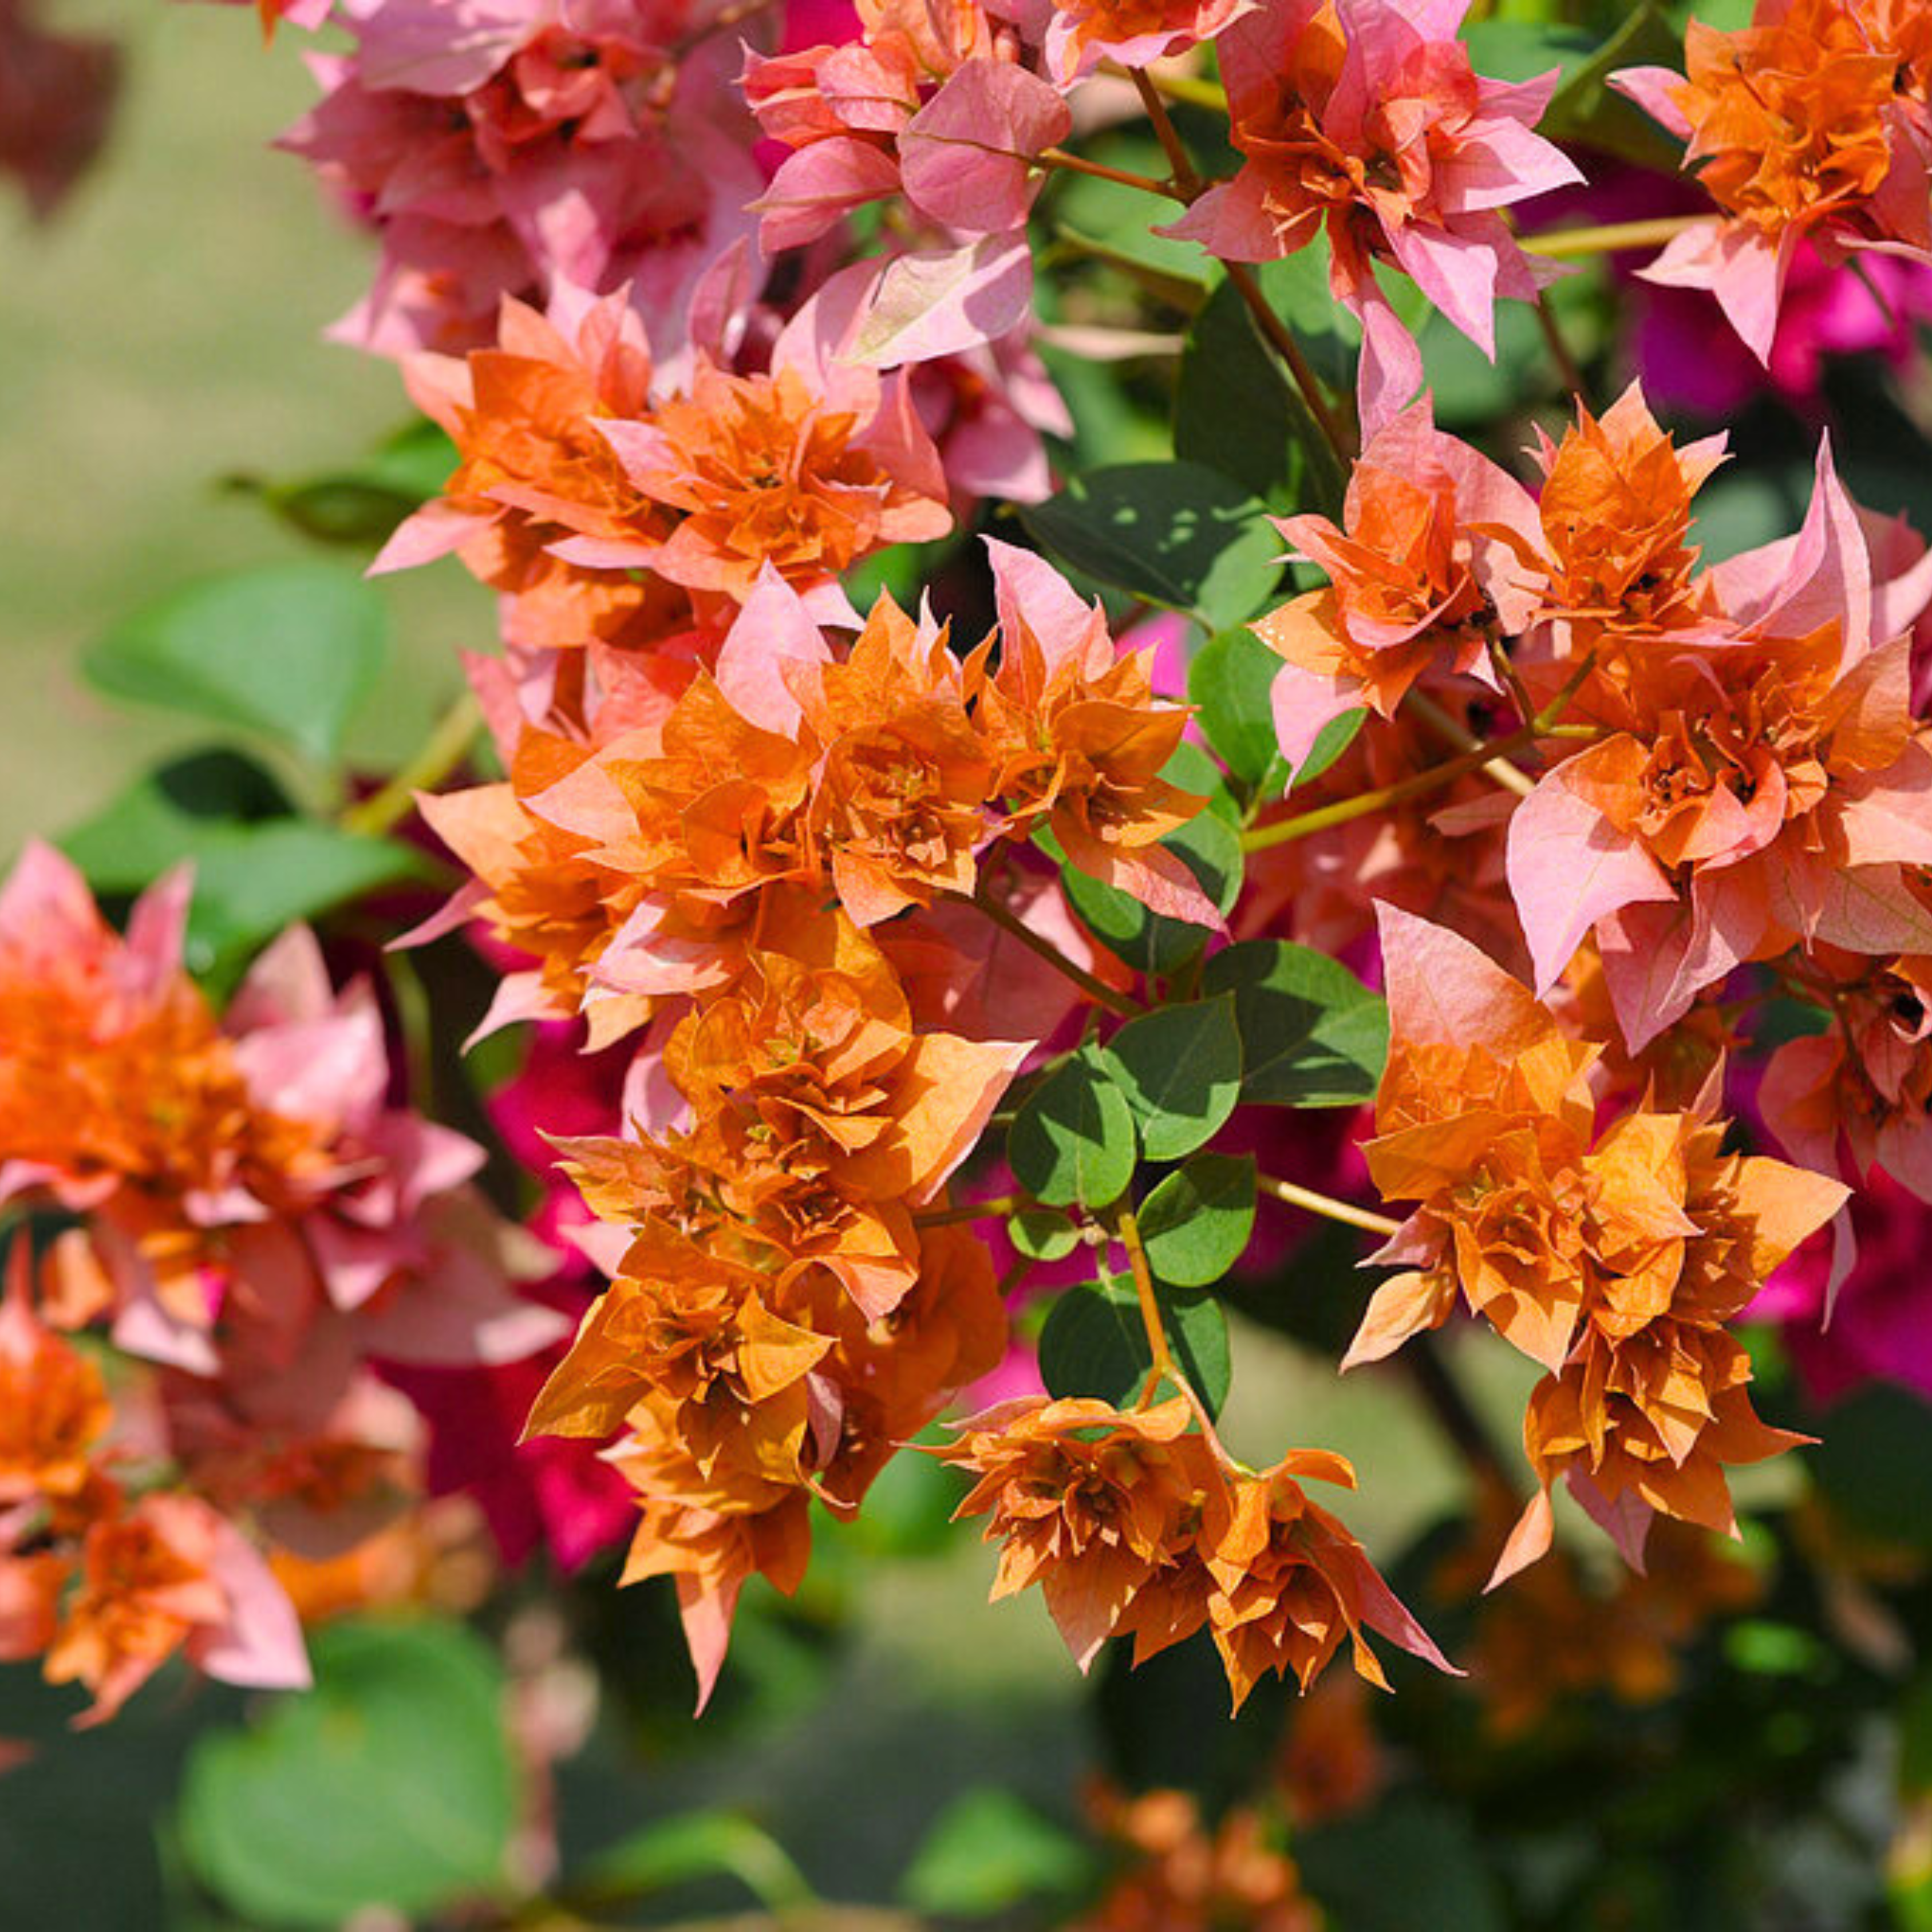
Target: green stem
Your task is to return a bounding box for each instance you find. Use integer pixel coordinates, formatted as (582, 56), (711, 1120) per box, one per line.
(339, 692), (483, 838)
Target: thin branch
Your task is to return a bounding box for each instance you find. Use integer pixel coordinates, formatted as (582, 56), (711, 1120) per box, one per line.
(1533, 292), (1588, 400)
(914, 1194), (1021, 1229)
(1224, 260), (1356, 465)
(1129, 66), (1202, 197)
(1101, 60), (1226, 113)
(1257, 1174), (1400, 1239)
(339, 692), (483, 838)
(1115, 1207), (1238, 1467)
(1038, 147), (1177, 197)
(1519, 214), (1706, 260)
(959, 882), (1141, 1018)
(1405, 690), (1536, 800)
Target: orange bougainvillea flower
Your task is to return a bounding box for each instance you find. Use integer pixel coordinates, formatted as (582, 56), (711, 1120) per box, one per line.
(414, 726), (655, 1044)
(971, 542), (1222, 928)
(945, 1396), (1220, 1669)
(1506, 441), (1932, 1046)
(1199, 1456), (1456, 1709)
(0, 1244), (111, 1507)
(375, 287), (689, 654)
(575, 353), (953, 605)
(380, 286), (953, 633)
(602, 1411), (815, 1712)
(523, 1228), (829, 1489)
(1523, 384), (1729, 674)
(42, 1492), (308, 1726)
(1076, 1785), (1324, 1932)
(943, 1398), (1452, 1704)
(1356, 906), (1845, 1579)
(554, 903), (1022, 1318)
(1615, 0), (1932, 360)
(573, 1222), (1005, 1709)
(1256, 397), (1544, 771)
(791, 591), (997, 926)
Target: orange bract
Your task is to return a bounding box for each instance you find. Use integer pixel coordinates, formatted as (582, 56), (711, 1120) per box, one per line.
(944, 1397), (1451, 1705)
(1673, 1), (1900, 235)
(631, 359), (951, 602)
(1362, 909), (1846, 1580)
(1528, 385), (1727, 671)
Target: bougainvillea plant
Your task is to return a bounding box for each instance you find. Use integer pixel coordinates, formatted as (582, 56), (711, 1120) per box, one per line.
(12, 0), (1932, 1924)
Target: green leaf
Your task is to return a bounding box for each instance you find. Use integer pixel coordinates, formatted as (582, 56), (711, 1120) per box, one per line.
(178, 1618), (515, 1930)
(1289, 705), (1365, 789)
(228, 420), (458, 549)
(1252, 243), (1361, 393)
(1010, 1206), (1082, 1263)
(1053, 808), (1244, 978)
(1138, 1154), (1257, 1289)
(1038, 1274), (1232, 1416)
(1008, 1049), (1139, 1209)
(900, 1789), (1096, 1917)
(84, 563), (390, 765)
(1458, 13), (1684, 174)
(1203, 940), (1388, 1107)
(580, 1812), (813, 1914)
(1190, 626), (1286, 791)
(1018, 462), (1281, 630)
(1100, 996), (1242, 1161)
(61, 753), (429, 979)
(1297, 1801), (1508, 1932)
(1174, 277), (1345, 516)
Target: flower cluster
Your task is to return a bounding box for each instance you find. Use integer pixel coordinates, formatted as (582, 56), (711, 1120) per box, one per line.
(942, 1396), (1452, 1708)
(0, 846), (561, 1718)
(1615, 0), (1932, 360)
(151, 0), (1932, 1749)
(1348, 906), (1845, 1581)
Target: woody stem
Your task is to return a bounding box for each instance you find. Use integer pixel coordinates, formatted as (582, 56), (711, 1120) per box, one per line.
(1102, 60), (1227, 114)
(1534, 292), (1589, 401)
(1038, 147), (1177, 197)
(1240, 722), (1538, 854)
(339, 691), (483, 838)
(1519, 214), (1706, 260)
(1257, 1174), (1400, 1239)
(1129, 66), (1203, 198)
(1115, 1206), (1235, 1462)
(1405, 691), (1535, 800)
(1224, 261), (1357, 465)
(962, 881), (1140, 1018)
(1241, 650), (1599, 855)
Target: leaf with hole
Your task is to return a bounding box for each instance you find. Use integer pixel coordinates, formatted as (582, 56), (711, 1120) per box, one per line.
(1203, 941), (1387, 1107)
(1100, 995), (1243, 1161)
(1138, 1154), (1257, 1289)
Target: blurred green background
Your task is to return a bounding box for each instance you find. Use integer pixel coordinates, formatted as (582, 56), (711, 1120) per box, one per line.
(0, 0), (477, 850)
